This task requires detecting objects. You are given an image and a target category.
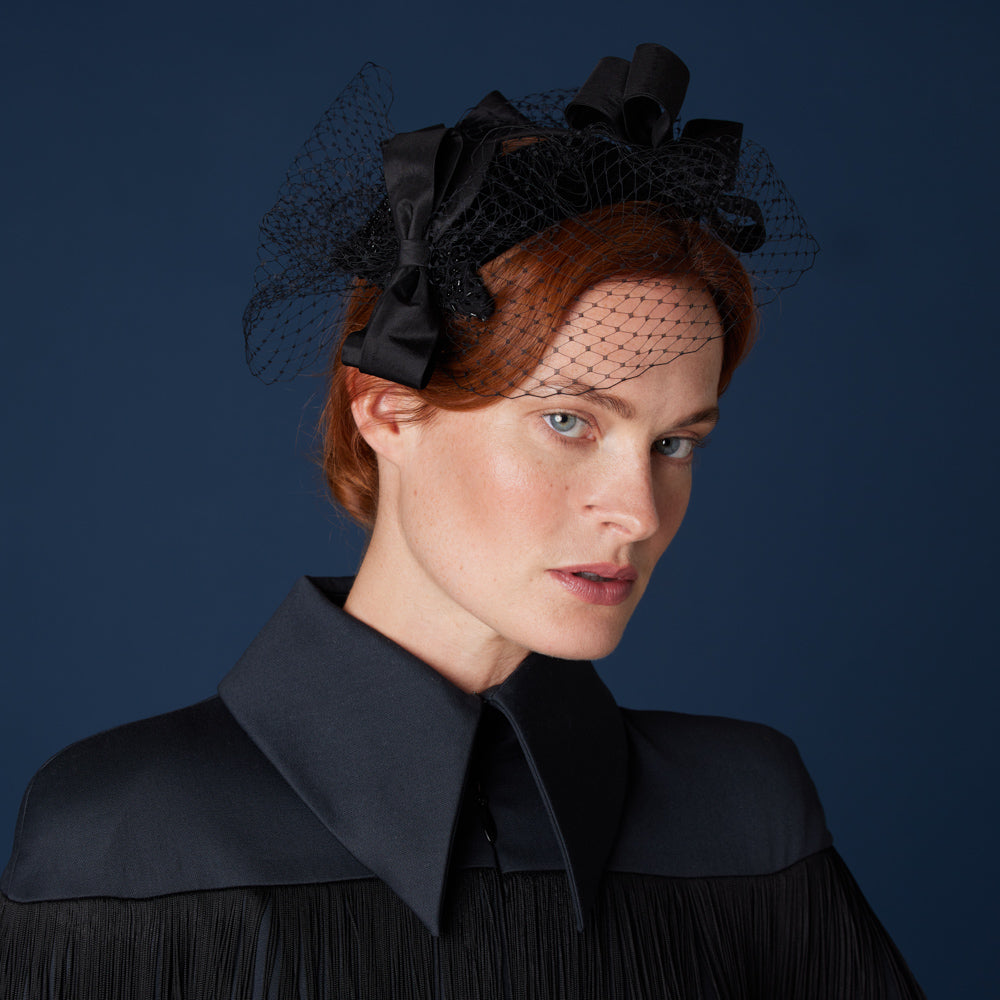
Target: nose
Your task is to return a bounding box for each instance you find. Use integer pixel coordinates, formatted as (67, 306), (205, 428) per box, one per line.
(583, 450), (661, 541)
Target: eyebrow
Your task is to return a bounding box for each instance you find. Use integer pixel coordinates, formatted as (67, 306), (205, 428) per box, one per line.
(544, 379), (721, 430)
(671, 404), (721, 431)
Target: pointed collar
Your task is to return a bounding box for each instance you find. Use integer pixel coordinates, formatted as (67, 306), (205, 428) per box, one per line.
(219, 576), (627, 935)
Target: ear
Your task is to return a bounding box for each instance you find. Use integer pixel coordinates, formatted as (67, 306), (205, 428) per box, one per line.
(349, 383), (418, 466)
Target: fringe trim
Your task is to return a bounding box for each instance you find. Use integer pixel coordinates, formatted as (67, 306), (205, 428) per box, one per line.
(0, 850), (923, 999)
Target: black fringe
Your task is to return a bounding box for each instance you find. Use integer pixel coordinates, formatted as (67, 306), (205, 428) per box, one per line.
(0, 850), (923, 999)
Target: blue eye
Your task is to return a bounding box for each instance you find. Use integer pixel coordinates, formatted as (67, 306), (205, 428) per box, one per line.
(544, 412), (589, 438)
(654, 437), (695, 459)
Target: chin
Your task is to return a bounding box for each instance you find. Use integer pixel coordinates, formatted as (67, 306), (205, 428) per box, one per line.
(528, 623), (628, 663)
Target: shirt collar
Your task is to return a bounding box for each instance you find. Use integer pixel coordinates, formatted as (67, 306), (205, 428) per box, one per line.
(219, 576), (627, 935)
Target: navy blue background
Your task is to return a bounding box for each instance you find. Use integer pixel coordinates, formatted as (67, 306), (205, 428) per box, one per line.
(2, 2), (996, 995)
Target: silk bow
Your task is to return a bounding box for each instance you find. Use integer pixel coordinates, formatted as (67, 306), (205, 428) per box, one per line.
(567, 44), (766, 253)
(565, 42), (690, 147)
(339, 125), (496, 388)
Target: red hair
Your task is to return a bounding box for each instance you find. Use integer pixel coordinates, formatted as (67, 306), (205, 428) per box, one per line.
(321, 206), (757, 528)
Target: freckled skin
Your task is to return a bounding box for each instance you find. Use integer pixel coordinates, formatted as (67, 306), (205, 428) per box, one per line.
(346, 280), (724, 692)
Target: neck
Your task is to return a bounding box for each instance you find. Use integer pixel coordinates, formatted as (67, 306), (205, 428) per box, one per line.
(344, 526), (528, 695)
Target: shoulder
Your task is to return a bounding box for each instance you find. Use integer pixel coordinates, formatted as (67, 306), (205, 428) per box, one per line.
(624, 708), (816, 791)
(8, 698), (266, 826)
(611, 708), (832, 877)
(2, 698), (365, 902)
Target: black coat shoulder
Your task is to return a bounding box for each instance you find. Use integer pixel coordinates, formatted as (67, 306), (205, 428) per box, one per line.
(2, 698), (833, 903)
(612, 709), (832, 876)
(1, 697), (367, 903)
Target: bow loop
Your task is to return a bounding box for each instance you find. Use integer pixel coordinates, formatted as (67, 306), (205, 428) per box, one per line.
(680, 118), (745, 187)
(564, 56), (631, 138)
(565, 43), (690, 147)
(458, 90), (534, 136)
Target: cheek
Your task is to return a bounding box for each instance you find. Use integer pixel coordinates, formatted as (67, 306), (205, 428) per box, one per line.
(404, 426), (561, 555)
(485, 449), (565, 525)
(652, 473), (694, 554)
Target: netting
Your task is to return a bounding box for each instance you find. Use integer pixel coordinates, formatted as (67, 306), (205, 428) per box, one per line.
(243, 46), (817, 395)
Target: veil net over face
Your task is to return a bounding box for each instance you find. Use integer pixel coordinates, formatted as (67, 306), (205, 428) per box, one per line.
(243, 47), (818, 397)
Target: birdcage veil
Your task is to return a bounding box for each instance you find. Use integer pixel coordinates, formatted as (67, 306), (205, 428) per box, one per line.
(243, 44), (817, 395)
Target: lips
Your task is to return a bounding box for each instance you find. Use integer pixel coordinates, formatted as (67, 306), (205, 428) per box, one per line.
(548, 563), (638, 605)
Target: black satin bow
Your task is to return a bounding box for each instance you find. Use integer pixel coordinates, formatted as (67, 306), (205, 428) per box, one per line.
(340, 126), (493, 388)
(677, 118), (767, 254)
(565, 42), (690, 147)
(567, 44), (766, 253)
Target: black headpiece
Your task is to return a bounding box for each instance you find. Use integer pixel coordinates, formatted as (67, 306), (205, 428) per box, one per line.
(243, 44), (817, 393)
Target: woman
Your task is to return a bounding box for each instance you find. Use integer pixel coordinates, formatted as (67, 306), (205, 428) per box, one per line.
(0, 44), (924, 998)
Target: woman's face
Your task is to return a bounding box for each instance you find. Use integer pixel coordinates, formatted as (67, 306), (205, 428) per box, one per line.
(376, 278), (723, 667)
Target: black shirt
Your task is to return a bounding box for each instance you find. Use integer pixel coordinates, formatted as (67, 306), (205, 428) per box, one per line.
(0, 577), (924, 998)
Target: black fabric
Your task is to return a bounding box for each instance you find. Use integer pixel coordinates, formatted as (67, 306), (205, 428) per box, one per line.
(0, 858), (924, 999)
(0, 577), (924, 997)
(218, 576), (483, 934)
(565, 43), (690, 146)
(339, 125), (497, 388)
(2, 578), (828, 913)
(481, 646), (627, 931)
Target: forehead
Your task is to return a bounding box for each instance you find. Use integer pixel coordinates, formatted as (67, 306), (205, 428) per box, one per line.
(530, 277), (723, 392)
